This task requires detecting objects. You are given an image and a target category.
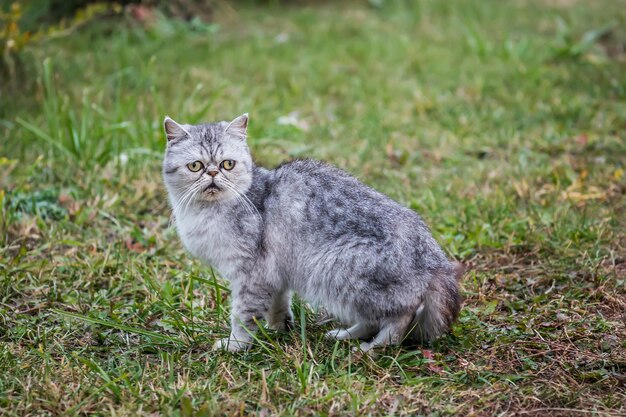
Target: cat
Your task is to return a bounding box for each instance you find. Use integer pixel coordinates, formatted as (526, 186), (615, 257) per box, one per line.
(162, 113), (463, 352)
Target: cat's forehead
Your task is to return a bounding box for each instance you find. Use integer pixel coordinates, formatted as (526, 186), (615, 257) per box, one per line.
(166, 120), (246, 162)
(191, 121), (229, 141)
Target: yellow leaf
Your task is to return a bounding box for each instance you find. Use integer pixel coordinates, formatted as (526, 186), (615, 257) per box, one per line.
(561, 190), (606, 202)
(513, 180), (529, 198)
(614, 168), (624, 180)
(0, 157), (17, 165)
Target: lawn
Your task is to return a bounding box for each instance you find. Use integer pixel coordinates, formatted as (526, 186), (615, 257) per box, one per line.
(1, 0), (625, 415)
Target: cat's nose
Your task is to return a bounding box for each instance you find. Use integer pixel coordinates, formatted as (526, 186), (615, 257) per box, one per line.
(207, 170), (219, 177)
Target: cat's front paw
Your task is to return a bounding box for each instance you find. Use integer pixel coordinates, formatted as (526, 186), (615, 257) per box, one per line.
(213, 337), (251, 352)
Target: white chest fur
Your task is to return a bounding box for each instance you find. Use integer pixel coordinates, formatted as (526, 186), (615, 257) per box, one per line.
(174, 208), (241, 279)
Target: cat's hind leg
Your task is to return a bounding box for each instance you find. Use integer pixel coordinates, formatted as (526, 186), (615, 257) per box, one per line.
(266, 290), (294, 331)
(359, 313), (413, 352)
(326, 322), (378, 340)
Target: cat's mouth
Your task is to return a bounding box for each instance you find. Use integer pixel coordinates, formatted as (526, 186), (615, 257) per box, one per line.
(204, 183), (221, 194)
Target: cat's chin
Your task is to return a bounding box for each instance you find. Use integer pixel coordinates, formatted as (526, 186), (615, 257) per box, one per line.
(199, 183), (223, 200)
(199, 188), (237, 203)
(201, 191), (223, 202)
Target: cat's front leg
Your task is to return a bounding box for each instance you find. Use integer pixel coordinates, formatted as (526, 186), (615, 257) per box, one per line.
(212, 315), (255, 352)
(213, 281), (273, 352)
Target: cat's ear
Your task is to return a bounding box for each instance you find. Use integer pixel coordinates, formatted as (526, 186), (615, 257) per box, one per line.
(163, 116), (190, 143)
(224, 113), (248, 141)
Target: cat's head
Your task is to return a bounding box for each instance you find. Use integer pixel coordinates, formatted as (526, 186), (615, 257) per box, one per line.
(162, 114), (254, 208)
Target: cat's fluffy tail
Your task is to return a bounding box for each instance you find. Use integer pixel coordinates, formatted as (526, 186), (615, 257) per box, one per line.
(409, 262), (464, 342)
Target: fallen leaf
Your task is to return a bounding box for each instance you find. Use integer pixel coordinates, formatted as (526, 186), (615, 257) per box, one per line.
(422, 349), (444, 375)
(575, 134), (588, 146)
(58, 194), (81, 215)
(125, 239), (144, 253)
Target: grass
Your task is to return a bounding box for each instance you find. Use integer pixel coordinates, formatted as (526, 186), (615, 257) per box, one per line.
(1, 0), (625, 415)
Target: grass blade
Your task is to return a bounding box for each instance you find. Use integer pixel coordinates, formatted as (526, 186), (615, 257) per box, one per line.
(16, 117), (74, 158)
(52, 308), (184, 346)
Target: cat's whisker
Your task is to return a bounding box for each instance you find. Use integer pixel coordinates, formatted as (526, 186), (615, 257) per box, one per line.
(229, 190), (256, 218)
(171, 180), (204, 217)
(173, 185), (196, 213)
(180, 181), (205, 215)
(172, 180), (201, 210)
(221, 182), (254, 216)
(219, 181), (250, 211)
(171, 183), (199, 215)
(238, 193), (261, 218)
(222, 181), (261, 220)
(221, 178), (261, 219)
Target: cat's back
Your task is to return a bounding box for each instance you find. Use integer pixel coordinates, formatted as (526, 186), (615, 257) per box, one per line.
(265, 159), (429, 244)
(270, 158), (410, 217)
(273, 158), (350, 180)
(265, 158), (449, 265)
(271, 159), (385, 200)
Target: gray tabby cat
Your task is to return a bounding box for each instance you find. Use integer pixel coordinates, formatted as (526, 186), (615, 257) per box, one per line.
(162, 113), (463, 352)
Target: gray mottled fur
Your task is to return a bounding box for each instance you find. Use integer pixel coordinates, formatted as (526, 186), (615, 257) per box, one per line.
(162, 114), (463, 352)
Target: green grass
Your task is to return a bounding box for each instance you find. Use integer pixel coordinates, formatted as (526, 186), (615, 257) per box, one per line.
(1, 0), (625, 415)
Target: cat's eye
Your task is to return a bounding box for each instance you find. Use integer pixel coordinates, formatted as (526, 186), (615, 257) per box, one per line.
(221, 160), (236, 170)
(187, 161), (204, 172)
